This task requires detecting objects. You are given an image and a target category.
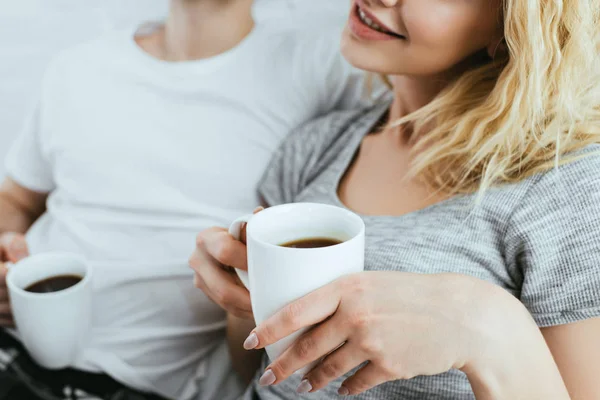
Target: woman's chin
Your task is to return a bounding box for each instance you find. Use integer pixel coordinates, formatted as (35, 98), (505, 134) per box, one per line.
(341, 31), (410, 77)
(341, 48), (404, 77)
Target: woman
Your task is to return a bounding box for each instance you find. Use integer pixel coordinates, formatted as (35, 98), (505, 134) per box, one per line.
(189, 0), (600, 398)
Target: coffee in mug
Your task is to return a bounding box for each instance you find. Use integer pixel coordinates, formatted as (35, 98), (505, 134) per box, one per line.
(280, 237), (343, 249)
(229, 203), (365, 375)
(6, 252), (92, 369)
(25, 275), (83, 294)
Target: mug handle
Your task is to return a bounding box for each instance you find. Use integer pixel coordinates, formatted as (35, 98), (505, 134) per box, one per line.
(228, 215), (252, 289)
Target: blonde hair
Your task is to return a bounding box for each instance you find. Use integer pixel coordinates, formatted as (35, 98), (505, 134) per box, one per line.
(390, 0), (600, 195)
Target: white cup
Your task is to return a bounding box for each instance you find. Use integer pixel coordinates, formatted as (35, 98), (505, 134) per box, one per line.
(229, 203), (365, 374)
(6, 252), (93, 369)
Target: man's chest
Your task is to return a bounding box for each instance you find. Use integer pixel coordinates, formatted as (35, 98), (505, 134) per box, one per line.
(39, 90), (302, 208)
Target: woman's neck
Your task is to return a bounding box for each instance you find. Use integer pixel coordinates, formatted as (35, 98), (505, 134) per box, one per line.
(389, 75), (448, 122)
(146, 0), (255, 61)
(389, 50), (491, 123)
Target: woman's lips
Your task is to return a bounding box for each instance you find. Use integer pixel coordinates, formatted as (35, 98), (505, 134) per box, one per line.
(349, 1), (406, 41)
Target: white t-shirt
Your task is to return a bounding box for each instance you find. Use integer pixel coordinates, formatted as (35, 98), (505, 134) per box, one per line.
(5, 22), (368, 400)
(0, 0), (168, 178)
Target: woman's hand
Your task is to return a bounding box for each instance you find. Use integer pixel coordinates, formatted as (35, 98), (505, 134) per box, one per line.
(244, 271), (503, 396)
(0, 232), (30, 326)
(188, 226), (252, 319)
(188, 207), (263, 320)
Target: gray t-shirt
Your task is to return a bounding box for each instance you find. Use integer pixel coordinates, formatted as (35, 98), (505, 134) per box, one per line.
(244, 101), (600, 399)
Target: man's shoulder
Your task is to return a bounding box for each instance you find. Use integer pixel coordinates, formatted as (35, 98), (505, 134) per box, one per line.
(257, 24), (344, 62)
(44, 28), (131, 79)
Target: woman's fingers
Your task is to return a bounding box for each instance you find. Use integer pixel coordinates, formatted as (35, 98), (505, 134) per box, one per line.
(198, 228), (248, 271)
(200, 261), (251, 314)
(301, 341), (367, 393)
(189, 248), (252, 317)
(338, 362), (392, 396)
(194, 271), (252, 319)
(250, 283), (342, 350)
(263, 314), (349, 385)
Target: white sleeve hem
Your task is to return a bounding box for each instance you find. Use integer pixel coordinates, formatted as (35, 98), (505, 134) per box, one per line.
(5, 160), (55, 193)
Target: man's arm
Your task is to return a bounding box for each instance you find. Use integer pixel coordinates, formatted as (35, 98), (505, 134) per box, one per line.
(227, 313), (263, 384)
(0, 177), (47, 234)
(0, 177), (48, 325)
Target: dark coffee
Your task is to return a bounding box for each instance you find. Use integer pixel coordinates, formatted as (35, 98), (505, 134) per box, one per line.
(280, 238), (343, 249)
(25, 275), (83, 294)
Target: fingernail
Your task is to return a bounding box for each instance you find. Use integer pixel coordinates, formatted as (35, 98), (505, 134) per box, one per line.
(243, 332), (259, 350)
(296, 379), (312, 394)
(338, 386), (350, 396)
(259, 369), (276, 386)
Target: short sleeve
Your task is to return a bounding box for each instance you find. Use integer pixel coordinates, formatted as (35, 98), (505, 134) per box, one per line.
(5, 101), (55, 192)
(506, 149), (600, 327)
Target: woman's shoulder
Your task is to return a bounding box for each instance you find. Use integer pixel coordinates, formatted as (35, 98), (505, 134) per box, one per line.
(526, 144), (600, 199)
(503, 144), (600, 327)
(282, 101), (390, 159)
(504, 143), (600, 237)
(258, 102), (389, 206)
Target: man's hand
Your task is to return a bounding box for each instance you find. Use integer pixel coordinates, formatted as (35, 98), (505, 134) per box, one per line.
(0, 233), (30, 327)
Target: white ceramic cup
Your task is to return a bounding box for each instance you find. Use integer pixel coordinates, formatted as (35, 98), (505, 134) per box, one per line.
(229, 203), (365, 373)
(6, 252), (93, 369)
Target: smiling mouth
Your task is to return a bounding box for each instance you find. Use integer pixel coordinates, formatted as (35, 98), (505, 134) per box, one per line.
(356, 5), (406, 40)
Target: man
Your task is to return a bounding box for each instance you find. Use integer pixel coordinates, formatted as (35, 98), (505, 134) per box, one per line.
(0, 0), (368, 399)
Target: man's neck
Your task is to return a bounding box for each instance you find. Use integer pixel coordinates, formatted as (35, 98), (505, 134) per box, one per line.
(139, 0), (255, 62)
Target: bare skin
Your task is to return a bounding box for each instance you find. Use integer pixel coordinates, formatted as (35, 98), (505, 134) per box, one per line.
(0, 178), (47, 326)
(135, 0), (254, 62)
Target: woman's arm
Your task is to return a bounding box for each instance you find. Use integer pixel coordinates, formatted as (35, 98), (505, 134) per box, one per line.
(460, 286), (571, 399)
(541, 318), (600, 399)
(243, 272), (572, 398)
(227, 313), (263, 384)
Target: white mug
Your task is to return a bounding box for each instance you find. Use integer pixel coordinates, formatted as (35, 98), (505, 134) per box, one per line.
(6, 252), (93, 369)
(229, 203), (365, 374)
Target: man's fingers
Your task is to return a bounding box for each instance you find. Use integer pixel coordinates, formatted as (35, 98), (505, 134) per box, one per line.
(0, 313), (14, 327)
(250, 284), (341, 350)
(0, 302), (11, 315)
(0, 264), (7, 286)
(0, 233), (29, 263)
